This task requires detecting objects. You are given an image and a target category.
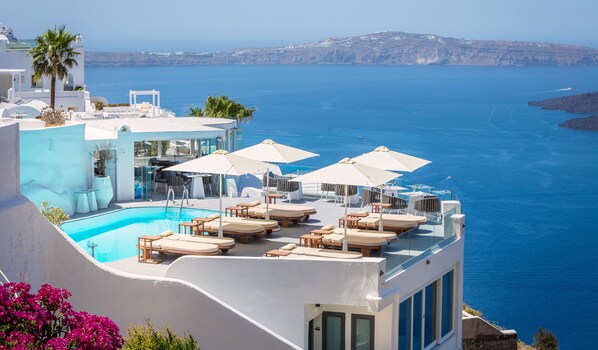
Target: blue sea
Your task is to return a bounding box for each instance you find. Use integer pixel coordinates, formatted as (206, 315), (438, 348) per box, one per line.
(86, 65), (598, 349)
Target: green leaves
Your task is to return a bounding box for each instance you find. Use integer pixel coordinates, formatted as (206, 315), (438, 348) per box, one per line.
(123, 320), (200, 350)
(29, 25), (80, 108)
(188, 96), (256, 122)
(40, 201), (70, 227)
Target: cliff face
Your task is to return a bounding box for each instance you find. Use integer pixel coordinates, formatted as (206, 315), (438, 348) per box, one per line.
(86, 31), (598, 67)
(529, 92), (598, 114)
(529, 92), (598, 131)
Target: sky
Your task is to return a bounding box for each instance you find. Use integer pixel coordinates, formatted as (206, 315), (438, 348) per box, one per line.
(4, 0), (598, 51)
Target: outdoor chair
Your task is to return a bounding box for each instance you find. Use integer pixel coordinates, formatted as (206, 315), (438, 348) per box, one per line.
(334, 185), (357, 205)
(382, 194), (408, 213)
(414, 195), (441, 222)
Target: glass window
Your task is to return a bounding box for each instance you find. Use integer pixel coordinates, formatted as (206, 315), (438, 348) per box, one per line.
(323, 312), (345, 350)
(351, 315), (374, 350)
(412, 291), (423, 350)
(424, 282), (438, 347)
(398, 298), (412, 350)
(441, 270), (454, 337)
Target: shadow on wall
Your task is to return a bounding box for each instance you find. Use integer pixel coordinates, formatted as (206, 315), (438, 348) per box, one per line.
(19, 124), (89, 215)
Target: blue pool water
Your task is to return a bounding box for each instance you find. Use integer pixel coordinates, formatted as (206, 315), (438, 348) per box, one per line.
(62, 207), (218, 263)
(85, 65), (598, 348)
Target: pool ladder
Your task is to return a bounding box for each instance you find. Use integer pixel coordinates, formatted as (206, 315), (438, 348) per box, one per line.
(165, 186), (190, 217)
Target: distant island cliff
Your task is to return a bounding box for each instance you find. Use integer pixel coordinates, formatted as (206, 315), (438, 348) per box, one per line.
(85, 31), (598, 67)
(529, 92), (598, 131)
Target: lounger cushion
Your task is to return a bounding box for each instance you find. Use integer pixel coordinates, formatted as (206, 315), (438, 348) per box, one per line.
(167, 234), (235, 249)
(157, 240), (219, 254)
(320, 225), (335, 231)
(248, 208), (304, 219)
(280, 243), (297, 250)
(322, 233), (387, 247)
(331, 228), (397, 241)
(207, 214), (221, 219)
(159, 230), (174, 237)
(204, 222), (264, 234)
(222, 217), (280, 229)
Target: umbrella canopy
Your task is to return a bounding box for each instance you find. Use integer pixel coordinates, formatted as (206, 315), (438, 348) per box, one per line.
(165, 149), (271, 176)
(164, 150), (272, 237)
(292, 158), (400, 251)
(233, 139), (319, 163)
(353, 146), (431, 231)
(353, 146), (431, 172)
(291, 157), (399, 188)
(233, 139), (318, 219)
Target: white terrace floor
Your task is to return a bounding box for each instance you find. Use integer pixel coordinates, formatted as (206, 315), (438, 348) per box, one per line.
(70, 195), (447, 278)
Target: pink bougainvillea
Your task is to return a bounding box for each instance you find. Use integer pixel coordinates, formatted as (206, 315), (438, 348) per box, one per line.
(0, 282), (123, 350)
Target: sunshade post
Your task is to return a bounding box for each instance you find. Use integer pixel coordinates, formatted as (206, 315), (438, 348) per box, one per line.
(218, 173), (223, 238)
(265, 167), (270, 220)
(379, 185), (384, 232)
(343, 184), (349, 251)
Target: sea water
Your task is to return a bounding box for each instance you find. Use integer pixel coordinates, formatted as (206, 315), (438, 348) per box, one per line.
(86, 65), (598, 348)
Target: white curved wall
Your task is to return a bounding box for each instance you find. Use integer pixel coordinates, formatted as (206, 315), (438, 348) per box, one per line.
(19, 123), (89, 215)
(0, 123), (299, 350)
(166, 255), (385, 347)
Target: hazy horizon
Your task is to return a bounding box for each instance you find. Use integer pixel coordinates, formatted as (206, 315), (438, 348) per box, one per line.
(4, 0), (598, 51)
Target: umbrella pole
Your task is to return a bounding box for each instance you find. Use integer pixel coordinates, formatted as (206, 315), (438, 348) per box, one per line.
(379, 185), (384, 232)
(265, 167), (270, 220)
(343, 184), (348, 252)
(218, 173), (223, 238)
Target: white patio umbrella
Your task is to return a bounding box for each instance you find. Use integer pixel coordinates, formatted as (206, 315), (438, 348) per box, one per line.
(353, 145), (431, 231)
(233, 139), (318, 220)
(164, 150), (272, 237)
(291, 158), (400, 251)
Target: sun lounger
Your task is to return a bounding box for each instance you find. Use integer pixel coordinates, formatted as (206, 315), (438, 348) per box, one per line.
(312, 225), (397, 242)
(264, 243), (363, 259)
(245, 207), (305, 228)
(141, 237), (220, 258)
(358, 213), (427, 233)
(201, 214), (280, 233)
(161, 232), (235, 252)
(202, 220), (266, 244)
(240, 201), (317, 221)
(320, 233), (388, 257)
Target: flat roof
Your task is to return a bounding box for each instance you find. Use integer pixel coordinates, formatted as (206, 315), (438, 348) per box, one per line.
(84, 117), (235, 141)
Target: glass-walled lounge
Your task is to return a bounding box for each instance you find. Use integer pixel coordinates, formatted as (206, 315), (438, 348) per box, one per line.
(132, 137), (225, 200)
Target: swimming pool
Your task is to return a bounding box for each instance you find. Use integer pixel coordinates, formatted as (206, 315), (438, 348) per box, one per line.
(61, 207), (219, 263)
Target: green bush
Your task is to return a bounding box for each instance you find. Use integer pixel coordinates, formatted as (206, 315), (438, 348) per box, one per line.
(40, 201), (70, 227)
(123, 321), (200, 350)
(533, 328), (559, 350)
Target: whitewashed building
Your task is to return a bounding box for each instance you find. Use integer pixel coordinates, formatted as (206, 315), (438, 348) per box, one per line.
(0, 26), (90, 115)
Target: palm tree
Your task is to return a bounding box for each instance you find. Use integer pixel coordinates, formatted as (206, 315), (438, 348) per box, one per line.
(29, 26), (80, 109)
(188, 96), (256, 122)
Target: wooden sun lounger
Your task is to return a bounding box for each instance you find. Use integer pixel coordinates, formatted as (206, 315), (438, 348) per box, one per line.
(246, 208), (305, 228)
(194, 216), (280, 234)
(202, 221), (267, 244)
(165, 233), (235, 253)
(320, 233), (388, 257)
(357, 213), (427, 233)
(240, 201), (317, 221)
(264, 244), (363, 259)
(137, 235), (220, 263)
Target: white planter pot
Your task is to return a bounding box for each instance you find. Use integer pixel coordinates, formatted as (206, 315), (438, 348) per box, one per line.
(92, 175), (113, 209)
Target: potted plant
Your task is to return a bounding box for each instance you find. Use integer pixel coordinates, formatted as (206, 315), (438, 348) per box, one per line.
(92, 143), (115, 209)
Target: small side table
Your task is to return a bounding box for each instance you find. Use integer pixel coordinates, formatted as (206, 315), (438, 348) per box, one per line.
(226, 206), (248, 217)
(371, 203), (392, 213)
(74, 191), (90, 214)
(299, 234), (323, 248)
(85, 189), (99, 212)
(138, 235), (162, 264)
(179, 222), (201, 235)
(310, 229), (333, 236)
(191, 217), (214, 235)
(264, 250), (292, 257)
(338, 216), (360, 229)
(265, 193), (284, 204)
